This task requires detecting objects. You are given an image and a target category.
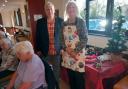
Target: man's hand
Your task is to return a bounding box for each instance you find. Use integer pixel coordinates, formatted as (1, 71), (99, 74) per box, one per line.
(6, 72), (18, 89)
(37, 51), (42, 56)
(6, 85), (12, 89)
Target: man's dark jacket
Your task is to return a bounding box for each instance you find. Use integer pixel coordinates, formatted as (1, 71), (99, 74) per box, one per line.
(36, 17), (63, 57)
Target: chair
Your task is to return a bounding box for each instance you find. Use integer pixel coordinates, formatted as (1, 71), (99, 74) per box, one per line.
(113, 75), (128, 89)
(0, 74), (13, 87)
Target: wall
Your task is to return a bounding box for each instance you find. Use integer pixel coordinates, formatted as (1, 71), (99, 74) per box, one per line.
(1, 10), (13, 27)
(27, 0), (45, 47)
(88, 35), (109, 48)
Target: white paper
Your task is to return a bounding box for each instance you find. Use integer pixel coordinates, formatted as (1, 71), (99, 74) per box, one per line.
(34, 14), (43, 21)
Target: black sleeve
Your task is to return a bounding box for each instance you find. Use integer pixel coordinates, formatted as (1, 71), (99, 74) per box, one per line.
(35, 19), (41, 52)
(74, 19), (88, 53)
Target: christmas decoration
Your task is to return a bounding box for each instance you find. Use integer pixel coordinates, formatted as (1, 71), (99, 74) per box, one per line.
(106, 6), (127, 53)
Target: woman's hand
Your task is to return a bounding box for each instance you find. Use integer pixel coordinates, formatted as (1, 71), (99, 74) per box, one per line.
(70, 51), (79, 61)
(6, 72), (18, 89)
(66, 47), (81, 61)
(66, 47), (73, 54)
(66, 48), (77, 60)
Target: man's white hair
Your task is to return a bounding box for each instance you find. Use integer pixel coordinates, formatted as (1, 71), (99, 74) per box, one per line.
(14, 41), (34, 54)
(44, 1), (55, 11)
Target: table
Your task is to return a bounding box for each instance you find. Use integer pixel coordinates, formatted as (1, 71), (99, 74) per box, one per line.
(86, 59), (126, 89)
(61, 59), (126, 89)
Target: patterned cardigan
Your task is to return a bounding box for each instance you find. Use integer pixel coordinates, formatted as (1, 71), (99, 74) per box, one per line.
(0, 48), (18, 71)
(60, 17), (88, 53)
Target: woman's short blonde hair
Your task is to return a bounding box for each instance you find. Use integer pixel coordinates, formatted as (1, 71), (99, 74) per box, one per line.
(64, 1), (79, 20)
(14, 41), (34, 54)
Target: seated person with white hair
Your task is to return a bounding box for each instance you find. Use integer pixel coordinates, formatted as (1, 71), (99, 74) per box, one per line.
(0, 31), (7, 63)
(0, 31), (11, 64)
(0, 38), (18, 78)
(0, 31), (10, 52)
(7, 41), (47, 89)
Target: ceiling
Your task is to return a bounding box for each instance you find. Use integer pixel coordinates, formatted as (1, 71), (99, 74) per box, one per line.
(0, 0), (26, 12)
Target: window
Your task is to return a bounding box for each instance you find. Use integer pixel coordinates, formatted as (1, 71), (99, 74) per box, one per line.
(77, 0), (109, 35)
(76, 0), (85, 19)
(76, 0), (128, 35)
(113, 0), (128, 30)
(89, 0), (107, 32)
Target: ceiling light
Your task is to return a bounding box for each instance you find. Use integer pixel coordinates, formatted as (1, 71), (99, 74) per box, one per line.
(2, 4), (6, 7)
(5, 0), (8, 3)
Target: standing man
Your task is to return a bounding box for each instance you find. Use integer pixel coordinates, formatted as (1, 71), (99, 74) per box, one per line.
(36, 1), (63, 83)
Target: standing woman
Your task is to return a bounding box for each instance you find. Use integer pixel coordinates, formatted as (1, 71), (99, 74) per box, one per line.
(61, 1), (88, 89)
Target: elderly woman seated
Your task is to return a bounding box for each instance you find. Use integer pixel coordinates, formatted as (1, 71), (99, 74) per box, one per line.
(7, 41), (47, 89)
(0, 31), (10, 52)
(0, 38), (18, 79)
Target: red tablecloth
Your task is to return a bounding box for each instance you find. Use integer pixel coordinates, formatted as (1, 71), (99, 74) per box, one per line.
(85, 59), (126, 89)
(61, 59), (126, 89)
